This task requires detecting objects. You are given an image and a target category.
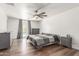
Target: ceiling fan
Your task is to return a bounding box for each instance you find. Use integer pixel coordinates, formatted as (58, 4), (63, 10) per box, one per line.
(33, 8), (47, 19)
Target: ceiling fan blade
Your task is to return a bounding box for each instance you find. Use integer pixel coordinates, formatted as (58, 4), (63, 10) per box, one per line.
(34, 7), (43, 13)
(39, 16), (43, 18)
(38, 12), (46, 15)
(38, 15), (47, 18)
(43, 15), (47, 17)
(40, 12), (46, 14)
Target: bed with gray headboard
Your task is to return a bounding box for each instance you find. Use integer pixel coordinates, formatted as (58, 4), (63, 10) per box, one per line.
(27, 33), (60, 48)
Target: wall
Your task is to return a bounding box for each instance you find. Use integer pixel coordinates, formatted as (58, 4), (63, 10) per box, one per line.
(31, 21), (41, 34)
(0, 7), (7, 33)
(41, 7), (79, 50)
(7, 17), (19, 39)
(0, 4), (22, 19)
(31, 21), (40, 29)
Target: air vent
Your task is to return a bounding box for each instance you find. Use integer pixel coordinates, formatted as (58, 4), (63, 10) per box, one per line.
(6, 3), (14, 6)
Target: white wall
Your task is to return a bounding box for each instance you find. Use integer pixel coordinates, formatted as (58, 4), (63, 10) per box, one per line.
(0, 7), (7, 33)
(41, 7), (79, 50)
(7, 17), (19, 39)
(31, 21), (40, 29)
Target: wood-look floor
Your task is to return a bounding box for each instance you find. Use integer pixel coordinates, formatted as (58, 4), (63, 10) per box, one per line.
(0, 39), (79, 56)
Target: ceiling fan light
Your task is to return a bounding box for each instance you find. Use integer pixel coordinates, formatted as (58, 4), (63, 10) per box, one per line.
(35, 10), (38, 13)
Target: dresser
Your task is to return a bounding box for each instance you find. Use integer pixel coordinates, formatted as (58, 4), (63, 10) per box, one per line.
(0, 32), (10, 49)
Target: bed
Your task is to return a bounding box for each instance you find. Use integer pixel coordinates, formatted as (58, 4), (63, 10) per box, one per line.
(27, 33), (60, 48)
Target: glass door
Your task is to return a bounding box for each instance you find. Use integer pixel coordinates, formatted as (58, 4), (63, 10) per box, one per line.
(22, 20), (28, 38)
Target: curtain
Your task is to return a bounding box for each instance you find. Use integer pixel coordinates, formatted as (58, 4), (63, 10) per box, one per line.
(17, 20), (32, 39)
(17, 20), (23, 39)
(28, 21), (31, 35)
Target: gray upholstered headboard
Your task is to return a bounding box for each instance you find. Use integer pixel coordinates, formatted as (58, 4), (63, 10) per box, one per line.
(32, 28), (40, 34)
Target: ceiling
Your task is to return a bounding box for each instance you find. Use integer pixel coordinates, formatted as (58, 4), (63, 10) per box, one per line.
(14, 3), (50, 19)
(2, 3), (79, 20)
(39, 3), (79, 17)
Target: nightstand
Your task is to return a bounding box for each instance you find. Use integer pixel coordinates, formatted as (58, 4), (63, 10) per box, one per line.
(60, 35), (72, 48)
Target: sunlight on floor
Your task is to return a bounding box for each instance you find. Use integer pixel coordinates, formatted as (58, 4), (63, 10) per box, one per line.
(20, 38), (27, 54)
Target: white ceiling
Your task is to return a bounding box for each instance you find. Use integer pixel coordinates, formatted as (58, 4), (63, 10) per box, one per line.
(39, 3), (79, 17)
(1, 3), (79, 20)
(15, 3), (79, 19)
(14, 3), (50, 19)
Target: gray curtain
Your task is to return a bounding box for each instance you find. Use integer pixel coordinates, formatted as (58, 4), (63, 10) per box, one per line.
(28, 21), (31, 35)
(17, 20), (23, 39)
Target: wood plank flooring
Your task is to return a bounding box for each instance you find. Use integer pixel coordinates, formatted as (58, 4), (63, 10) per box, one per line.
(0, 39), (79, 56)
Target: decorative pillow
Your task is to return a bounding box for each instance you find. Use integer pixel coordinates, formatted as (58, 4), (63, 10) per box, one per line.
(66, 34), (72, 40)
(41, 33), (53, 36)
(53, 35), (60, 43)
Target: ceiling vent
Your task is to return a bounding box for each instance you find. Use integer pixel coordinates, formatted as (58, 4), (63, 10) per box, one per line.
(6, 3), (14, 6)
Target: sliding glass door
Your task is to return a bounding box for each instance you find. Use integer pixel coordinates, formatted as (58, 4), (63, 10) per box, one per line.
(22, 20), (29, 38)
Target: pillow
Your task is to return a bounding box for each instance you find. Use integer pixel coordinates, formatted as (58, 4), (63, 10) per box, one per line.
(53, 35), (60, 43)
(66, 34), (72, 40)
(41, 33), (53, 36)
